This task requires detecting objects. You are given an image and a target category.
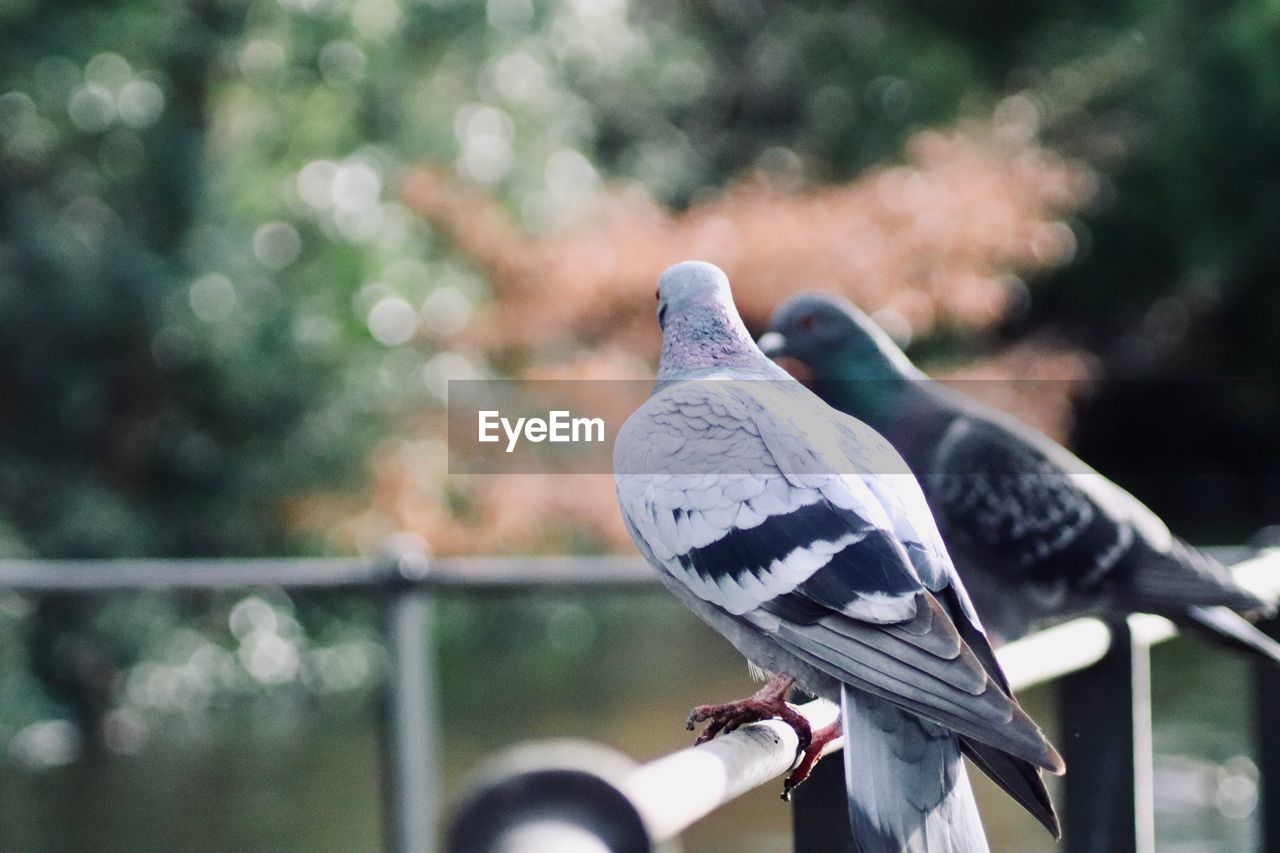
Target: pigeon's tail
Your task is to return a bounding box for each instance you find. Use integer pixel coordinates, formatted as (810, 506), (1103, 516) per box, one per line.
(842, 685), (989, 853)
(1177, 606), (1280, 665)
(1121, 540), (1274, 616)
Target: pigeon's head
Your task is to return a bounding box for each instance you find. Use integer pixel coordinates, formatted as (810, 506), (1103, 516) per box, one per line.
(656, 260), (734, 331)
(759, 292), (917, 381)
(654, 261), (772, 378)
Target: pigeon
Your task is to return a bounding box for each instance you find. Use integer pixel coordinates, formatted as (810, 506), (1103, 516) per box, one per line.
(614, 261), (1063, 853)
(760, 292), (1280, 658)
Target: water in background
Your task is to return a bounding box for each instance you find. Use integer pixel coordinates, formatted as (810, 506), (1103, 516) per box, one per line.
(0, 593), (1261, 851)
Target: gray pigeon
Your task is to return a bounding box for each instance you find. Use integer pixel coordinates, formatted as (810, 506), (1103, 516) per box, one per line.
(614, 261), (1063, 853)
(760, 292), (1280, 657)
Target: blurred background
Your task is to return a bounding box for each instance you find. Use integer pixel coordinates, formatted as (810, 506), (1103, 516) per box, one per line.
(1, 0), (1278, 850)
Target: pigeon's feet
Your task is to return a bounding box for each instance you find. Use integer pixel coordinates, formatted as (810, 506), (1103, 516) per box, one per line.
(781, 715), (842, 801)
(685, 673), (810, 755)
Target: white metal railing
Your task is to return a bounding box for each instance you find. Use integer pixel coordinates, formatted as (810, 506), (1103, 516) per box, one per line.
(443, 548), (1280, 853)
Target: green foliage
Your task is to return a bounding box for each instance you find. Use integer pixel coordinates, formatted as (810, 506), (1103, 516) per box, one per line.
(0, 1), (386, 559)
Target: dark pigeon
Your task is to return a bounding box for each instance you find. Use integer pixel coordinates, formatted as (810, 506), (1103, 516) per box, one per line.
(761, 293), (1279, 660)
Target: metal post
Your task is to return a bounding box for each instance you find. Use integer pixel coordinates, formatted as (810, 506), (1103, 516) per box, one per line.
(1254, 617), (1280, 853)
(791, 752), (856, 852)
(1057, 616), (1155, 853)
(381, 546), (438, 853)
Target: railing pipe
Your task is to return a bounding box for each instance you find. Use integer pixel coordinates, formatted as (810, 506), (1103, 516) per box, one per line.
(446, 700), (839, 853)
(0, 555), (657, 592)
(622, 699), (841, 842)
(380, 542), (439, 853)
(0, 547), (1265, 594)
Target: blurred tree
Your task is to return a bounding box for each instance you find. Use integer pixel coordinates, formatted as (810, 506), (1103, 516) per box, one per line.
(0, 0), (416, 748)
(0, 0), (252, 751)
(0, 4), (375, 552)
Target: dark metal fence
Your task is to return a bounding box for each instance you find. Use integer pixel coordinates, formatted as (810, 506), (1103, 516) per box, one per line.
(1, 545), (1277, 852)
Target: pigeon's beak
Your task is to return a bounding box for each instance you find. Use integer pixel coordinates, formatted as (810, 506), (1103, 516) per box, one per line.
(757, 331), (787, 357)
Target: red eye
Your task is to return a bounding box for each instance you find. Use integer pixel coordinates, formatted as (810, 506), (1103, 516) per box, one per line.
(799, 314), (815, 330)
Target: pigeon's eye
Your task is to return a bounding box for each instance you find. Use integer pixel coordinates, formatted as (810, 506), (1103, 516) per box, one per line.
(799, 314), (816, 331)
(655, 287), (661, 301)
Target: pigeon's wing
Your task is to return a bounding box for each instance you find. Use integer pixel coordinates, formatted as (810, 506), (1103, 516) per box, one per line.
(615, 382), (921, 624)
(615, 381), (1062, 775)
(927, 415), (1268, 615)
(925, 416), (1129, 588)
(826, 413), (978, 610)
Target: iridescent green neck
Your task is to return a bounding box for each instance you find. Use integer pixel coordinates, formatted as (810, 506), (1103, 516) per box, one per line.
(805, 350), (919, 431)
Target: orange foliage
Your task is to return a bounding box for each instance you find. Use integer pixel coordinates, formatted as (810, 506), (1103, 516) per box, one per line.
(401, 121), (1094, 362)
